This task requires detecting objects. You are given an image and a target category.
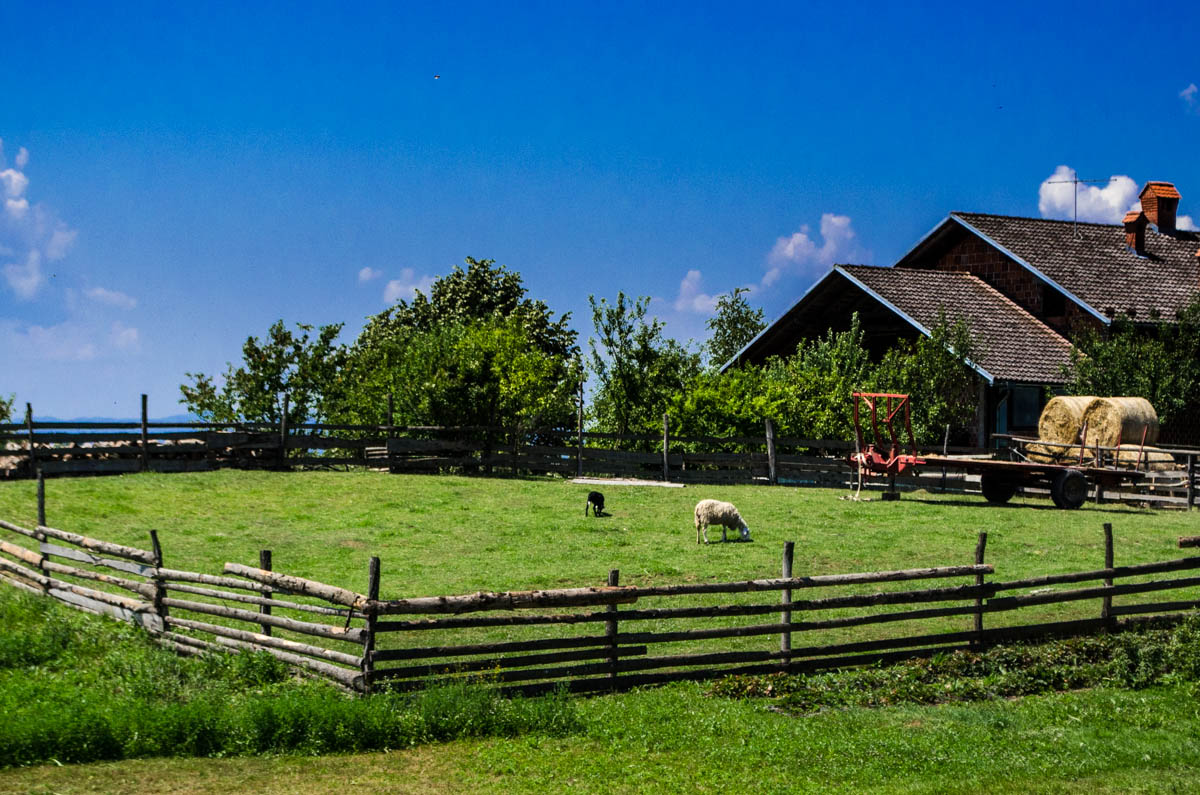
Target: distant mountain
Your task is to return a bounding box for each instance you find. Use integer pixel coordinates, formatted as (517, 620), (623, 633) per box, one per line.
(32, 413), (201, 424)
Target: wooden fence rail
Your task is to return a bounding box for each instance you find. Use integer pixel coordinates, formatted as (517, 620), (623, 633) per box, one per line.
(3, 473), (1200, 696)
(3, 394), (1197, 509)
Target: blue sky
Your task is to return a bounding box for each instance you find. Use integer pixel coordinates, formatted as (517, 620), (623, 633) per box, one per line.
(2, 0), (1198, 418)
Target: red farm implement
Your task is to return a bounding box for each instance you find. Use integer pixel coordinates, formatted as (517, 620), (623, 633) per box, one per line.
(849, 392), (1146, 509)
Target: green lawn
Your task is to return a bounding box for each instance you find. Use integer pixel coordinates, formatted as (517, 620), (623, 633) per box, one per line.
(0, 469), (1194, 598)
(2, 471), (1200, 792)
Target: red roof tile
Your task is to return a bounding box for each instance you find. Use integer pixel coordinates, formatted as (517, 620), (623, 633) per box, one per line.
(838, 265), (1074, 384)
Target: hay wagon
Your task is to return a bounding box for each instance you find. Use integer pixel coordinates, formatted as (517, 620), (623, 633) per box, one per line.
(850, 393), (1147, 510)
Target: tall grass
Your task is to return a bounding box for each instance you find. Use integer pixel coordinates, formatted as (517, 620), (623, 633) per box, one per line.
(0, 589), (579, 768)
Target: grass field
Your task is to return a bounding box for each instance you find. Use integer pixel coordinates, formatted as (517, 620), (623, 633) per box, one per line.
(0, 469), (1194, 598)
(2, 471), (1200, 792)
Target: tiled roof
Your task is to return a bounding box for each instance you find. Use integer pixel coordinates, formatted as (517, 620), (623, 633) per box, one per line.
(951, 213), (1200, 321)
(838, 265), (1074, 384)
(1142, 182), (1181, 200)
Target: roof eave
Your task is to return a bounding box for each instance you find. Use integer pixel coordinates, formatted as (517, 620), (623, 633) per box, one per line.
(947, 214), (1112, 327)
(834, 266), (996, 385)
(718, 268), (843, 373)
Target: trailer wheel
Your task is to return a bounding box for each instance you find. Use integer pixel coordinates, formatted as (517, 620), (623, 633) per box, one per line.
(980, 473), (1018, 504)
(1051, 469), (1088, 509)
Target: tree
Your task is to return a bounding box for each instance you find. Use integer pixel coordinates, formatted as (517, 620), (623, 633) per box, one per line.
(873, 315), (981, 444)
(0, 393), (12, 423)
(359, 257), (576, 361)
(588, 293), (702, 442)
(331, 316), (581, 430)
(1064, 298), (1200, 442)
(331, 258), (580, 431)
(180, 320), (346, 426)
(705, 287), (766, 369)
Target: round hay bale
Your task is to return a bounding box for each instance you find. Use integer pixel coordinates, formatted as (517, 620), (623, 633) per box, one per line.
(1081, 397), (1159, 448)
(1025, 442), (1094, 466)
(1037, 396), (1096, 445)
(1114, 446), (1176, 472)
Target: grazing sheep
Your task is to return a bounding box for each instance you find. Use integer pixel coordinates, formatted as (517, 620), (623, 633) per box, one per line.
(694, 499), (750, 544)
(585, 491), (605, 517)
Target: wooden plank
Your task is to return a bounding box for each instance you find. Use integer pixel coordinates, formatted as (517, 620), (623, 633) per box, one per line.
(180, 630), (362, 687)
(371, 646), (649, 682)
(991, 556), (1200, 591)
(160, 597), (364, 644)
(163, 616), (362, 667)
(41, 558), (156, 599)
(0, 537), (41, 566)
(35, 524), (156, 565)
(163, 581), (348, 616)
(38, 460), (143, 475)
(375, 585), (637, 615)
(223, 562), (369, 610)
(158, 567), (284, 594)
(38, 541), (158, 577)
(370, 633), (612, 662)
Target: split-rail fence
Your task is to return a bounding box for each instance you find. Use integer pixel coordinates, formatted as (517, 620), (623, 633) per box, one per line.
(3, 476), (1200, 695)
(2, 396), (1196, 510)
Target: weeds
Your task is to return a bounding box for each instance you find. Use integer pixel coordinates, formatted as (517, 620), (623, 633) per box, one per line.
(708, 615), (1200, 713)
(0, 590), (580, 768)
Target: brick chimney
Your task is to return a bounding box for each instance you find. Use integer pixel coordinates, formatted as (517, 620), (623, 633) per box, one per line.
(1124, 210), (1147, 255)
(1139, 181), (1181, 235)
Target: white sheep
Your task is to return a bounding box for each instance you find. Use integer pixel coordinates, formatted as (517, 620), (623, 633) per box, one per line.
(694, 499), (751, 544)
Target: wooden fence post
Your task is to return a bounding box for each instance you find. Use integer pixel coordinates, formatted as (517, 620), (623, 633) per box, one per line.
(1188, 455), (1196, 511)
(662, 414), (670, 482)
(259, 549), (273, 636)
(765, 418), (777, 486)
(576, 377), (584, 478)
(149, 530), (167, 630)
(780, 541), (794, 668)
(362, 556), (381, 694)
(35, 468), (48, 594)
(24, 403), (35, 472)
(973, 532), (988, 644)
(279, 395), (289, 469)
(387, 393), (394, 434)
(36, 468), (46, 528)
(606, 569), (620, 687)
(140, 394), (150, 472)
(1102, 523), (1114, 624)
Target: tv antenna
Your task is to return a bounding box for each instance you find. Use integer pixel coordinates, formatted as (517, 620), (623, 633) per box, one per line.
(1045, 175), (1121, 239)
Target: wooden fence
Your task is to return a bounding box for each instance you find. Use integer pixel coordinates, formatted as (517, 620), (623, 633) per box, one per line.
(3, 476), (1200, 695)
(3, 397), (1196, 509)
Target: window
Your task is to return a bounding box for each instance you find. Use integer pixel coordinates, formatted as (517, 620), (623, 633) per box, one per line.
(1041, 283), (1066, 317)
(1010, 386), (1042, 430)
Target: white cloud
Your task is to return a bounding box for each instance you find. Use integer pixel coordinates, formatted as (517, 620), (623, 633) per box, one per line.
(110, 321), (140, 350)
(1037, 165), (1140, 224)
(4, 250), (43, 298)
(0, 143), (77, 299)
(358, 266), (382, 283)
(672, 269), (718, 314)
(0, 167), (29, 199)
(1178, 215), (1199, 232)
(85, 286), (137, 310)
(1182, 83), (1198, 111)
(763, 212), (865, 287)
(383, 268), (436, 303)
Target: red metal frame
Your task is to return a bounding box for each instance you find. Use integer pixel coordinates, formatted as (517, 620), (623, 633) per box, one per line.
(850, 392), (924, 476)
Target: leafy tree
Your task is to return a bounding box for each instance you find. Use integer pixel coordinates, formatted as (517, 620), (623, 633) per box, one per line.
(705, 287), (766, 369)
(180, 320), (346, 426)
(331, 316), (580, 430)
(873, 315), (981, 444)
(359, 257), (575, 360)
(1064, 298), (1200, 442)
(0, 393), (12, 423)
(588, 293), (702, 442)
(331, 258), (580, 432)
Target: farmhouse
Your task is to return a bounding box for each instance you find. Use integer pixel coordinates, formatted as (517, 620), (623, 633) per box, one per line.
(726, 181), (1200, 446)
